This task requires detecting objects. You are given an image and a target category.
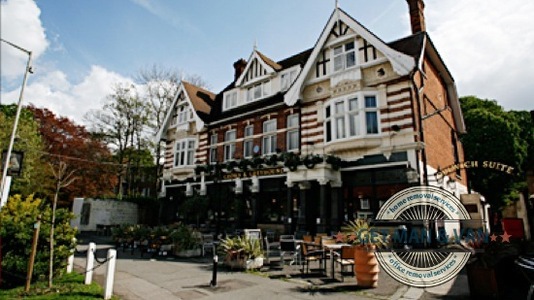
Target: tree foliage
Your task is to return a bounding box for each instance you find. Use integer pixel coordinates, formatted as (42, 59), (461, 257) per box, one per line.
(28, 105), (117, 203)
(460, 96), (532, 208)
(0, 194), (77, 287)
(0, 105), (47, 196)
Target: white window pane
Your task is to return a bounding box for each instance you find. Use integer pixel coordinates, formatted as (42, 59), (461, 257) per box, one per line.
(245, 126), (253, 137)
(288, 130), (299, 150)
(263, 81), (270, 96)
(346, 51), (356, 67)
(254, 85), (262, 99)
(349, 98), (358, 110)
(287, 114), (298, 127)
(335, 102), (344, 114)
(349, 113), (359, 136)
(365, 96), (377, 107)
(334, 45), (342, 55)
(335, 117), (345, 139)
(334, 56), (343, 71)
(366, 112), (378, 134)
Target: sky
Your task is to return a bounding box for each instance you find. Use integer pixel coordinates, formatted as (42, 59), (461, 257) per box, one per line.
(1, 0), (533, 125)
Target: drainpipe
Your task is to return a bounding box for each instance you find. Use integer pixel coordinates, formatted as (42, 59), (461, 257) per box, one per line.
(409, 35), (429, 186)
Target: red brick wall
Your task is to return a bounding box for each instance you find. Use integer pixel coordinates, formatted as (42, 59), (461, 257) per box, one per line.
(419, 58), (467, 186)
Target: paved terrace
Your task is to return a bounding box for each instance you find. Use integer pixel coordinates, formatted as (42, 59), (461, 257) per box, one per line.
(74, 234), (470, 300)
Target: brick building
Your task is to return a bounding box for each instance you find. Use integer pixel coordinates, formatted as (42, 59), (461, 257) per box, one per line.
(157, 0), (470, 234)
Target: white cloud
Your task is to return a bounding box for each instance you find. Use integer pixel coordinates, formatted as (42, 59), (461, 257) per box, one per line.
(0, 0), (49, 79)
(1, 66), (133, 125)
(427, 0), (534, 110)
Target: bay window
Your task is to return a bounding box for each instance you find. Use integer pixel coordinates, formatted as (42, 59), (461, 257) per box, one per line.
(325, 93), (379, 142)
(174, 138), (196, 167)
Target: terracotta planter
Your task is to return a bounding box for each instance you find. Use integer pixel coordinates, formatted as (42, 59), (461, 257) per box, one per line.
(354, 245), (380, 288)
(466, 263), (499, 299)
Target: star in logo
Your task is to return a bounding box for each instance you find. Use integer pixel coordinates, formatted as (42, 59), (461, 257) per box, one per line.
(335, 231), (346, 242)
(500, 231), (512, 243)
(489, 233), (498, 242)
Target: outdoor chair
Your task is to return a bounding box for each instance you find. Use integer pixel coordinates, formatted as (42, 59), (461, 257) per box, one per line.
(263, 236), (280, 264)
(515, 256), (534, 299)
(300, 242), (324, 273)
(334, 245), (355, 281)
(280, 239), (300, 266)
(302, 235), (313, 243)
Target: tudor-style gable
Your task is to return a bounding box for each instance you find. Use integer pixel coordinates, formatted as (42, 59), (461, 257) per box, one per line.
(221, 49), (308, 113)
(285, 8), (415, 106)
(156, 81), (215, 181)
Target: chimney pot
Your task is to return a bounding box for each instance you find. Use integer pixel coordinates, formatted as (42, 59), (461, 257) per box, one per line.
(407, 0), (426, 34)
(233, 59), (247, 82)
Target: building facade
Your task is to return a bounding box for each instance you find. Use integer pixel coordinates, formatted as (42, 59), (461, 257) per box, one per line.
(157, 0), (470, 235)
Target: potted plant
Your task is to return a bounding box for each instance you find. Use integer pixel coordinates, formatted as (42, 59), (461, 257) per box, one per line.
(342, 218), (388, 288)
(464, 236), (520, 299)
(220, 236), (264, 270)
(170, 224), (201, 257)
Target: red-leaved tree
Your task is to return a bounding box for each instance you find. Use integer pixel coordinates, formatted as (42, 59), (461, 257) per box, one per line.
(27, 105), (118, 206)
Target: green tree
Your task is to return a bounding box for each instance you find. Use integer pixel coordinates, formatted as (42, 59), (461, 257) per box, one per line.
(460, 96), (530, 208)
(85, 83), (150, 198)
(0, 194), (76, 287)
(0, 105), (47, 197)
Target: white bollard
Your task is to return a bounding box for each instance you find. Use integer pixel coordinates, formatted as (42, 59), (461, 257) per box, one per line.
(66, 253), (74, 273)
(104, 249), (117, 300)
(84, 242), (96, 285)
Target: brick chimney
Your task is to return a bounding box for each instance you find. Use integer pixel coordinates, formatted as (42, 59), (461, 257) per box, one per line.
(407, 0), (426, 33)
(233, 59), (247, 82)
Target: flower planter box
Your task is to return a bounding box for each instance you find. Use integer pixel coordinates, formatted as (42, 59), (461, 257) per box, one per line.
(174, 247), (201, 258)
(225, 257), (264, 270)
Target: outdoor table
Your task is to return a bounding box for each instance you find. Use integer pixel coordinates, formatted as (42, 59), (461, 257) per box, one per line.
(323, 243), (351, 279)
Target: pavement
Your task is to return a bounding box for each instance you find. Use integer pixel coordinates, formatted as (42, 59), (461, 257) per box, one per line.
(73, 234), (470, 300)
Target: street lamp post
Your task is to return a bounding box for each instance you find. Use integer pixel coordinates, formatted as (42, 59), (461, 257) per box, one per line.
(0, 39), (33, 206)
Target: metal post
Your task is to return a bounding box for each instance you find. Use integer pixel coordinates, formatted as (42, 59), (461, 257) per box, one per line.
(24, 215), (40, 292)
(104, 249), (116, 299)
(0, 39), (32, 204)
(210, 254), (218, 287)
(85, 242), (96, 285)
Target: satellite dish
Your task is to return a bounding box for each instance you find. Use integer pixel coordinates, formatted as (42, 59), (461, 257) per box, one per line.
(253, 145), (260, 154)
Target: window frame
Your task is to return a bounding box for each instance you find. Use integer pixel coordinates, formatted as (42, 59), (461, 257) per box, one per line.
(286, 114), (299, 151)
(247, 81), (271, 102)
(224, 129), (237, 161)
(333, 41), (356, 73)
(223, 90), (238, 110)
(173, 138), (196, 167)
(243, 125), (254, 158)
(209, 134), (218, 164)
(262, 119), (277, 155)
(324, 92), (380, 142)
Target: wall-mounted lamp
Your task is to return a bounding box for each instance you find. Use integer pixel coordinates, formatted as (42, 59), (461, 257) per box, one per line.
(447, 178), (457, 191)
(250, 176), (259, 193)
(405, 166), (419, 183)
(185, 182), (193, 197)
(235, 178), (243, 194)
(199, 172), (207, 196)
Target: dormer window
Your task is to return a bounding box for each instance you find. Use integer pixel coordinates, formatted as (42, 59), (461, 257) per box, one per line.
(281, 69), (297, 91)
(176, 105), (189, 124)
(333, 41), (356, 72)
(223, 91), (237, 110)
(247, 81), (271, 102)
